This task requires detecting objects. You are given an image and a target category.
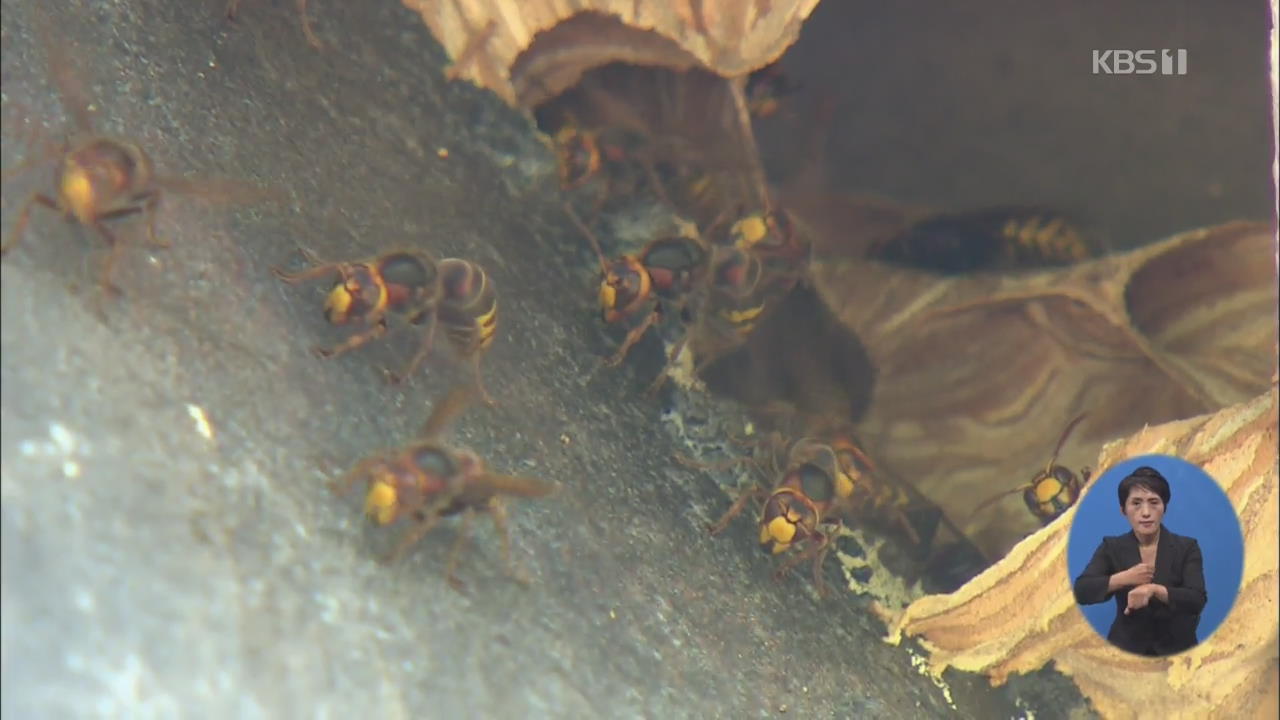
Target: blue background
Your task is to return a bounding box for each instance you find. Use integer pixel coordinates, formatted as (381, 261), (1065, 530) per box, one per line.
(1066, 454), (1244, 644)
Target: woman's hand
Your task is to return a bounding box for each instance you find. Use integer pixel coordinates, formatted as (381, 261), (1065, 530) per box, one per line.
(1109, 562), (1154, 591)
(1124, 583), (1158, 614)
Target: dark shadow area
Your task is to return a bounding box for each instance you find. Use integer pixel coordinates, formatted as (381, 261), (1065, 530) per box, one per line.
(701, 284), (875, 423)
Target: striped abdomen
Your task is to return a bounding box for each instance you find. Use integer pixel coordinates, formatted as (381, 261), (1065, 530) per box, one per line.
(438, 258), (498, 357)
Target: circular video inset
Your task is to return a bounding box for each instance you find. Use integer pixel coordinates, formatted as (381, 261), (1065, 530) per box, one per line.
(1066, 454), (1244, 657)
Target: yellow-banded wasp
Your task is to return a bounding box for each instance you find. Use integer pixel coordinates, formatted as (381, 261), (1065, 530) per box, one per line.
(404, 258), (500, 407)
(272, 248), (442, 379)
(866, 207), (1091, 274)
(642, 206), (816, 397)
(641, 238), (791, 398)
(564, 202), (709, 374)
(770, 418), (934, 548)
(275, 248), (499, 404)
(664, 233), (801, 391)
(827, 433), (926, 546)
(701, 245), (770, 341)
(332, 385), (557, 590)
(970, 413), (1090, 525)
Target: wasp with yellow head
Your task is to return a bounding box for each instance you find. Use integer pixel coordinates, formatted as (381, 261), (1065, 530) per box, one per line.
(754, 439), (861, 597)
(4, 135), (162, 302)
(726, 208), (809, 287)
(630, 230), (801, 397)
(673, 206), (810, 373)
(272, 247), (443, 379)
(330, 385), (557, 590)
(696, 435), (854, 596)
(564, 203), (709, 374)
(3, 18), (272, 306)
(696, 417), (953, 592)
(970, 413), (1091, 526)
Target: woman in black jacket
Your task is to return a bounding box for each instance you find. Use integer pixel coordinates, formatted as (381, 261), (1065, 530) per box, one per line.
(1072, 466), (1208, 656)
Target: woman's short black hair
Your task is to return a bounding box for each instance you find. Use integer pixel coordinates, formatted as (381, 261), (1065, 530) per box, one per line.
(1118, 466), (1171, 508)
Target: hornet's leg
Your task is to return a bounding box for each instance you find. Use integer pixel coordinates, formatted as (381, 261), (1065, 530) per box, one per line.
(708, 485), (769, 536)
(468, 355), (497, 408)
(382, 511), (445, 566)
(329, 454), (384, 496)
(297, 0), (323, 49)
(674, 453), (754, 474)
(141, 191), (169, 248)
(384, 311), (437, 385)
(90, 220), (127, 299)
(772, 533), (832, 596)
(600, 308), (660, 369)
(271, 247), (338, 283)
(809, 535), (835, 598)
(312, 319), (387, 359)
(1, 193), (58, 256)
(487, 498), (529, 585)
(891, 506), (922, 547)
(443, 508), (477, 592)
(645, 329), (691, 397)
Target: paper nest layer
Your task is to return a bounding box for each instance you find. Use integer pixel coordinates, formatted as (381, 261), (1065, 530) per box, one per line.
(884, 383), (1279, 720)
(401, 0), (822, 107)
(804, 219), (1277, 561)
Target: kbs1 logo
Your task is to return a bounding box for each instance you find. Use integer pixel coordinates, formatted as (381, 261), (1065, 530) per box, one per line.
(1092, 49), (1188, 75)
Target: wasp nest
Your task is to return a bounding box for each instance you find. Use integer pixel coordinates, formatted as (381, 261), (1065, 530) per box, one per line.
(884, 382), (1279, 720)
(400, 0), (822, 108)
(804, 219), (1277, 560)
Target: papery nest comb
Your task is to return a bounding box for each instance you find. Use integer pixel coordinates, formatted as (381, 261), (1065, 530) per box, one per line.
(400, 0), (823, 109)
